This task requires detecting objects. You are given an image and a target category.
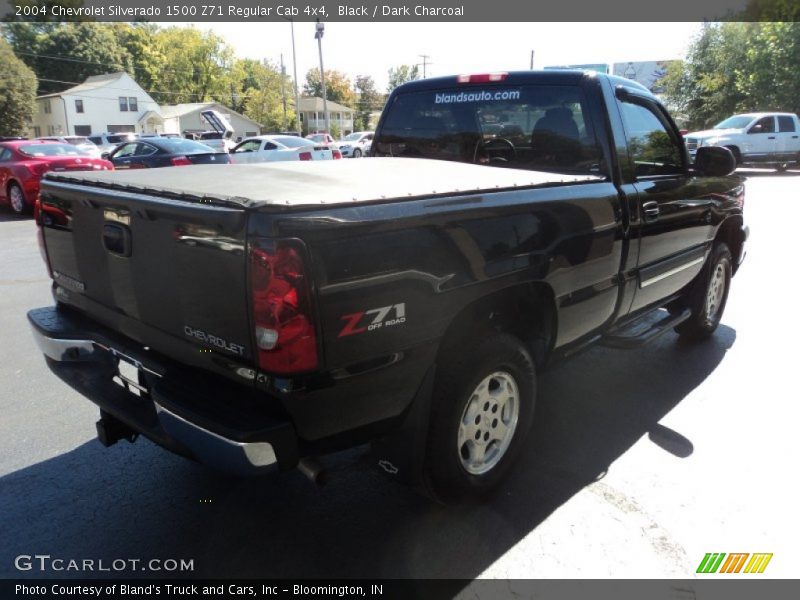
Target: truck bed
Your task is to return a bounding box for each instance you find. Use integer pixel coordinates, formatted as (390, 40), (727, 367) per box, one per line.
(43, 157), (600, 209)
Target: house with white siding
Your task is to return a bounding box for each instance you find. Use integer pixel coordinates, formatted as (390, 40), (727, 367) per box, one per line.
(298, 97), (355, 137)
(159, 103), (261, 140)
(30, 72), (161, 138)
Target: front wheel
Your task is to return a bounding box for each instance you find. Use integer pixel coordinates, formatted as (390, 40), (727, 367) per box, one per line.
(426, 334), (536, 502)
(353, 148), (362, 158)
(675, 242), (732, 340)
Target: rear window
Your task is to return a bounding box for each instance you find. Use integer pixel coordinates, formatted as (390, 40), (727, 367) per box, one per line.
(18, 143), (82, 157)
(275, 136), (313, 148)
(64, 137), (90, 145)
(158, 139), (216, 154)
(374, 84), (605, 175)
(107, 134), (134, 144)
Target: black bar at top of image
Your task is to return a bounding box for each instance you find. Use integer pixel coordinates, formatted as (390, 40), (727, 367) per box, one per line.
(3, 579), (800, 600)
(2, 0), (800, 23)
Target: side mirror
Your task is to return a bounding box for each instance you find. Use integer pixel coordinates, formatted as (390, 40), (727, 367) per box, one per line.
(695, 146), (736, 177)
(101, 152), (111, 160)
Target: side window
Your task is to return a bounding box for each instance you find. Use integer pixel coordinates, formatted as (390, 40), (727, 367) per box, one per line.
(618, 101), (683, 177)
(0, 148), (12, 161)
(778, 116), (796, 133)
(113, 143), (139, 158)
(263, 142), (278, 151)
(88, 136), (101, 145)
(234, 140), (261, 153)
(749, 116), (775, 134)
(136, 143), (157, 156)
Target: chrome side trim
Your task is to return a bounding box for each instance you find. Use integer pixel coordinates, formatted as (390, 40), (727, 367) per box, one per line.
(154, 402), (277, 469)
(640, 257), (704, 288)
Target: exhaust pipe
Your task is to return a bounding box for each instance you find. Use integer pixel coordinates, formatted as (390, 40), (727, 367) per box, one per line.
(297, 457), (327, 486)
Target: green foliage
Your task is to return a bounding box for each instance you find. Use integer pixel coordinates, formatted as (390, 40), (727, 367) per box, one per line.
(0, 38), (37, 136)
(354, 75), (382, 131)
(242, 60), (295, 132)
(387, 64), (420, 93)
(664, 22), (800, 130)
(329, 122), (341, 139)
(303, 68), (354, 107)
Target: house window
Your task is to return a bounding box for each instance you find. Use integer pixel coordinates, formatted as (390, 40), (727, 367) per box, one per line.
(299, 113), (304, 123)
(47, 125), (56, 135)
(128, 97), (138, 112)
(74, 125), (91, 136)
(43, 99), (51, 114)
(119, 97), (129, 111)
(75, 99), (84, 113)
(33, 126), (41, 137)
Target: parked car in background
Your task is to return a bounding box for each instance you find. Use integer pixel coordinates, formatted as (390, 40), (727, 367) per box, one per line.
(190, 109), (237, 153)
(230, 135), (341, 163)
(105, 138), (231, 169)
(88, 132), (137, 156)
(38, 136), (101, 159)
(338, 131), (374, 158)
(0, 140), (112, 214)
(140, 133), (182, 139)
(305, 133), (339, 149)
(685, 112), (800, 171)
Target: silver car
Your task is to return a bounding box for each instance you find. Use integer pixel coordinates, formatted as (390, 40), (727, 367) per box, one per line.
(338, 131), (374, 158)
(37, 136), (101, 159)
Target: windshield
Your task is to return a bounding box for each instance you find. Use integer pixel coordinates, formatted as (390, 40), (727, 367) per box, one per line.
(19, 143), (83, 157)
(275, 136), (313, 148)
(374, 84), (606, 175)
(343, 133), (363, 141)
(64, 137), (91, 145)
(714, 116), (754, 130)
(159, 139), (216, 154)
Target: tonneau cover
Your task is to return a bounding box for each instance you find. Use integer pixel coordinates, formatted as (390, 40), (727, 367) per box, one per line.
(43, 157), (600, 209)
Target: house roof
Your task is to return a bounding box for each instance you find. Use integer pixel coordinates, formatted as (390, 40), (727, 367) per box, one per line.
(159, 102), (261, 128)
(298, 97), (354, 113)
(37, 72), (130, 99)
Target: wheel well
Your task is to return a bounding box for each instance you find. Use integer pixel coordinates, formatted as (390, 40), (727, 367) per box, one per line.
(436, 283), (557, 369)
(715, 215), (745, 273)
(724, 145), (741, 164)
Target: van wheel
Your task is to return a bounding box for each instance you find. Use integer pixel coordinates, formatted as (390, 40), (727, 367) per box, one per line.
(675, 242), (732, 340)
(8, 183), (28, 214)
(426, 334), (536, 502)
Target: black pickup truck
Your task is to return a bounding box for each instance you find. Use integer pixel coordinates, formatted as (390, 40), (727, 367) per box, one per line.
(29, 71), (747, 501)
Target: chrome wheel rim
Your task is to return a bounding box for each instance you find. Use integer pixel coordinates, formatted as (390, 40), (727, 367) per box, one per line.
(9, 186), (24, 213)
(457, 371), (520, 475)
(705, 262), (726, 324)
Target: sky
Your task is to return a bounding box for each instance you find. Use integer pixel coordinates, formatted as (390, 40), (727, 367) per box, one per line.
(193, 22), (704, 92)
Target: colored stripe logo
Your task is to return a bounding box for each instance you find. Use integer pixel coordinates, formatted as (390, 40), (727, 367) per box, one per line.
(696, 553), (773, 574)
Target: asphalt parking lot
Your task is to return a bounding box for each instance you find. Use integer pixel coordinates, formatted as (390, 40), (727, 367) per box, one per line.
(1, 170), (798, 582)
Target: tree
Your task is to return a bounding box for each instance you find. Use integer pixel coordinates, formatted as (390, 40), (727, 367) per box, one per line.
(0, 38), (37, 136)
(354, 75), (382, 131)
(663, 22), (800, 130)
(242, 60), (296, 132)
(303, 68), (354, 107)
(386, 64), (419, 93)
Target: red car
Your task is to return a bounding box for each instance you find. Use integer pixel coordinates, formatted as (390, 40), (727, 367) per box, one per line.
(0, 140), (113, 215)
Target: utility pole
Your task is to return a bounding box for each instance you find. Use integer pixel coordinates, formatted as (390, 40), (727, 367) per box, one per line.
(530, 50), (535, 70)
(315, 19), (330, 135)
(280, 54), (288, 131)
(419, 54), (431, 78)
(289, 18), (301, 134)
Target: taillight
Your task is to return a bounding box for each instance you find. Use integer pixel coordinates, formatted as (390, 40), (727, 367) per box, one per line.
(456, 72), (508, 84)
(250, 240), (318, 374)
(26, 162), (51, 177)
(171, 156), (192, 166)
(332, 149), (342, 160)
(298, 151), (312, 161)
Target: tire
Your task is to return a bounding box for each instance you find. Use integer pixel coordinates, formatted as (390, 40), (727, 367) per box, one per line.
(353, 148), (362, 158)
(426, 333), (536, 503)
(725, 146), (741, 167)
(7, 182), (28, 215)
(675, 242), (732, 340)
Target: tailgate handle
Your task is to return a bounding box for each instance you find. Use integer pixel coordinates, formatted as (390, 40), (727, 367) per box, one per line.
(102, 223), (132, 257)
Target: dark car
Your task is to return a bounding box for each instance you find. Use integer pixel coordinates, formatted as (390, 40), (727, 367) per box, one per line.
(105, 138), (231, 169)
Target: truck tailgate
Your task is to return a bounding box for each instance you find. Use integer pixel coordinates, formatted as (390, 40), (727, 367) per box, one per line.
(38, 177), (255, 371)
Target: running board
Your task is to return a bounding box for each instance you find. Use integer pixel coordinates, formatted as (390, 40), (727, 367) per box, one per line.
(600, 308), (691, 349)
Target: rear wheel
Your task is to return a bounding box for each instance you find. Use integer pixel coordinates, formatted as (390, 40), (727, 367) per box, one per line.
(675, 242), (732, 340)
(353, 148), (362, 158)
(7, 183), (28, 215)
(426, 334), (536, 502)
(725, 146), (741, 167)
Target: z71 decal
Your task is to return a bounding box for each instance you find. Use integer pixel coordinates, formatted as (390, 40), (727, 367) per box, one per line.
(338, 303), (406, 338)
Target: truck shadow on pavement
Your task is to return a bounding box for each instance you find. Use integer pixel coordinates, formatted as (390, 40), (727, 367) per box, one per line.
(0, 326), (735, 580)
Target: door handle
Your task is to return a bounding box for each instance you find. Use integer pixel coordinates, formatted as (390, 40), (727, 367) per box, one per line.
(642, 200), (659, 221)
(768, 136), (776, 140)
(793, 136), (798, 139)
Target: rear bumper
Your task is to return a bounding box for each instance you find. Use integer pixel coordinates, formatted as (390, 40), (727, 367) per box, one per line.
(28, 305), (298, 476)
